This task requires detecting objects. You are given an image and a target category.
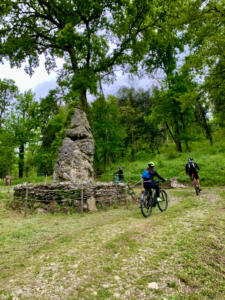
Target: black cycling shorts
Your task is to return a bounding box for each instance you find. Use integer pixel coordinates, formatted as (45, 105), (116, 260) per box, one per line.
(190, 172), (199, 180)
(143, 181), (159, 190)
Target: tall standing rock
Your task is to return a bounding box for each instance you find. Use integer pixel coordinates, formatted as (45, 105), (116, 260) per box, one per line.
(53, 108), (94, 184)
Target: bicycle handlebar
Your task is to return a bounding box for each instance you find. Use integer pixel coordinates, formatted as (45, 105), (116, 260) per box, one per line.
(155, 179), (167, 184)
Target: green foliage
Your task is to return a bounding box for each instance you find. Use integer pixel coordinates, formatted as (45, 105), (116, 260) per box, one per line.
(0, 129), (15, 178)
(148, 71), (211, 152)
(203, 64), (225, 128)
(0, 78), (18, 127)
(91, 95), (126, 171)
(35, 103), (70, 176)
(7, 90), (38, 178)
(181, 0), (225, 127)
(117, 87), (163, 158)
(0, 0), (224, 181)
(101, 138), (225, 187)
(0, 0), (183, 110)
(0, 175), (51, 187)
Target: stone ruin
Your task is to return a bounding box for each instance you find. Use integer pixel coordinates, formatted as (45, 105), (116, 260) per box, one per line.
(13, 182), (132, 213)
(13, 108), (133, 213)
(53, 108), (94, 185)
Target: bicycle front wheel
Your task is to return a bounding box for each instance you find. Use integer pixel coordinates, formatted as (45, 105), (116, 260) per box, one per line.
(157, 190), (168, 212)
(140, 191), (152, 218)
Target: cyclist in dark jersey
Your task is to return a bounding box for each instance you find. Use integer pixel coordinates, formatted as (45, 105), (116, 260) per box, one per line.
(114, 166), (124, 183)
(142, 162), (166, 202)
(185, 157), (201, 190)
(117, 166), (124, 181)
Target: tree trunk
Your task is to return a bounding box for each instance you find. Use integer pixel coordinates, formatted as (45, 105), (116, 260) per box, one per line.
(166, 122), (175, 143)
(174, 119), (182, 152)
(81, 89), (89, 114)
(195, 103), (213, 145)
(108, 155), (112, 169)
(131, 147), (135, 161)
(103, 151), (106, 171)
(69, 48), (89, 113)
(175, 138), (182, 152)
(19, 144), (24, 178)
(166, 132), (169, 145)
(166, 122), (182, 151)
(180, 112), (190, 151)
(25, 166), (29, 177)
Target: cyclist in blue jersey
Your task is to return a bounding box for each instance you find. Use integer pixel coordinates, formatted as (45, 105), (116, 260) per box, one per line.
(142, 162), (166, 202)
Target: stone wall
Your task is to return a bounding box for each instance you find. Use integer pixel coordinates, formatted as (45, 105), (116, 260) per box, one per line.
(13, 182), (133, 214)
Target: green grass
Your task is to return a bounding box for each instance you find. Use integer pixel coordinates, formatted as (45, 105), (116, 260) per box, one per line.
(0, 186), (224, 299)
(3, 139), (225, 188)
(101, 139), (225, 187)
(0, 175), (53, 186)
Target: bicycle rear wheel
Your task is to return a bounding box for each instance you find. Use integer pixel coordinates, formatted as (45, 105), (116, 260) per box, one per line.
(193, 180), (199, 195)
(140, 191), (152, 218)
(195, 187), (199, 195)
(157, 190), (168, 212)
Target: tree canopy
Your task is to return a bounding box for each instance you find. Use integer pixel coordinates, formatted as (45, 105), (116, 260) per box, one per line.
(0, 0), (224, 177)
(0, 0), (187, 111)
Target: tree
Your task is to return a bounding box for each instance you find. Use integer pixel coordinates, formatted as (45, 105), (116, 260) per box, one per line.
(0, 128), (15, 178)
(117, 87), (162, 157)
(0, 0), (188, 112)
(0, 79), (18, 128)
(35, 109), (68, 176)
(91, 95), (125, 171)
(34, 88), (77, 175)
(181, 0), (225, 127)
(150, 71), (199, 152)
(9, 91), (37, 178)
(0, 79), (18, 177)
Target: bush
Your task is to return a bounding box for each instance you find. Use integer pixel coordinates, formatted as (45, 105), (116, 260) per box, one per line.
(165, 148), (180, 159)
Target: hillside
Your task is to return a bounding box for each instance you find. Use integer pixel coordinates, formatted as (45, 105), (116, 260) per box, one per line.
(101, 140), (225, 187)
(0, 186), (224, 299)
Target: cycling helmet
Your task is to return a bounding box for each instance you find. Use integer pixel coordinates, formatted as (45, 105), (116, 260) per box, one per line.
(189, 157), (193, 161)
(148, 161), (155, 167)
(118, 166), (122, 169)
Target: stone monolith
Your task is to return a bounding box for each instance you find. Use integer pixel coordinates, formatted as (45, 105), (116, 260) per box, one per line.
(53, 108), (94, 184)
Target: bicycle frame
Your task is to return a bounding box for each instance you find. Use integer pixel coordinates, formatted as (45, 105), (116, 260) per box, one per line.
(192, 176), (200, 195)
(140, 181), (168, 217)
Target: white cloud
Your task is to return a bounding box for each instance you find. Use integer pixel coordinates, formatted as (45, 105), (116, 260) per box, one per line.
(0, 55), (64, 97)
(0, 62), (56, 92)
(0, 57), (160, 101)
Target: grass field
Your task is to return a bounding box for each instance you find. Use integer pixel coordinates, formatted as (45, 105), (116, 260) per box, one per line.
(101, 140), (225, 187)
(2, 139), (225, 188)
(0, 185), (224, 299)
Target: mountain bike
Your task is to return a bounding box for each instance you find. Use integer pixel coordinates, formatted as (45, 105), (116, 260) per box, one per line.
(192, 175), (200, 196)
(139, 181), (168, 218)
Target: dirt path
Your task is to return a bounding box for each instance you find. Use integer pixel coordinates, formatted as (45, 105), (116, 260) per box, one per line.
(0, 187), (224, 299)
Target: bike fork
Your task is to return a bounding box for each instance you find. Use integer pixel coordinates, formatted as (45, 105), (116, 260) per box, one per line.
(139, 191), (145, 207)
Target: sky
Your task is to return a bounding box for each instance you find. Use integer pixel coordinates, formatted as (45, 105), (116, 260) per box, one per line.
(0, 57), (161, 101)
(0, 56), (61, 98)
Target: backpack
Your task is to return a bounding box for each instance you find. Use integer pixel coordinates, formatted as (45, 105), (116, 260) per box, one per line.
(142, 170), (151, 180)
(187, 162), (196, 171)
